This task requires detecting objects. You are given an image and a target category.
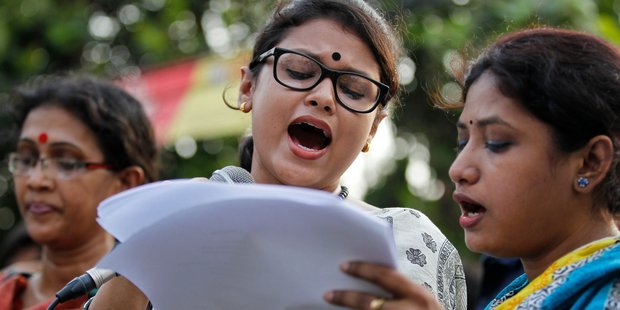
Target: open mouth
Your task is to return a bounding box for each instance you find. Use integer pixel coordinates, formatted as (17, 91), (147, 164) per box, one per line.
(460, 201), (486, 217)
(288, 122), (332, 151)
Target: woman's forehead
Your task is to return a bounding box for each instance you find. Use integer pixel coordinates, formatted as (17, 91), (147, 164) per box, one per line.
(277, 19), (380, 79)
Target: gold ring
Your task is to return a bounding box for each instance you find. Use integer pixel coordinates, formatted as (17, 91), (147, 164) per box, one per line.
(369, 298), (385, 310)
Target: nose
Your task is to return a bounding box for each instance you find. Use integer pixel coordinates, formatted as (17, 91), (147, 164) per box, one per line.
(25, 160), (53, 190)
(448, 149), (480, 186)
(305, 78), (337, 114)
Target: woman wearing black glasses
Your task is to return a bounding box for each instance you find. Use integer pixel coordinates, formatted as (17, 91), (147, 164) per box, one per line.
(0, 75), (158, 309)
(90, 1), (466, 309)
(238, 0), (465, 308)
(230, 3), (465, 307)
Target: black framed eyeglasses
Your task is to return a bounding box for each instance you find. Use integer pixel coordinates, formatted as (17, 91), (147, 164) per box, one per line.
(8, 152), (113, 180)
(249, 47), (389, 113)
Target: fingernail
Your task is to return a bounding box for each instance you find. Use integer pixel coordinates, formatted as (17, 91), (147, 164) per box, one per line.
(340, 262), (349, 272)
(324, 291), (333, 301)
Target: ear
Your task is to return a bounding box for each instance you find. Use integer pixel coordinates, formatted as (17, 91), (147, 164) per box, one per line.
(238, 66), (254, 111)
(366, 110), (388, 144)
(116, 166), (145, 191)
(575, 135), (614, 192)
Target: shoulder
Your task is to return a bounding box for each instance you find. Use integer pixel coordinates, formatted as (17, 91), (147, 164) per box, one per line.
(371, 207), (446, 237)
(0, 270), (30, 307)
(372, 207), (463, 270)
(1, 260), (41, 275)
(346, 198), (381, 212)
(371, 207), (467, 309)
(0, 268), (31, 283)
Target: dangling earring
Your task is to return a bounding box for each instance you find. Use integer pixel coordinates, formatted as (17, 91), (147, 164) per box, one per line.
(362, 141), (370, 153)
(239, 101), (250, 113)
(577, 176), (590, 188)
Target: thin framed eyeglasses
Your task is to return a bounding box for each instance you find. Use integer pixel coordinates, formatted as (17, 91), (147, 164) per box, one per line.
(249, 47), (389, 113)
(8, 152), (112, 180)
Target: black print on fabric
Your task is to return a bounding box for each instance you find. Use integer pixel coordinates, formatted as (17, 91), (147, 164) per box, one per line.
(406, 248), (427, 267)
(422, 232), (437, 253)
(408, 209), (421, 218)
(605, 277), (620, 309)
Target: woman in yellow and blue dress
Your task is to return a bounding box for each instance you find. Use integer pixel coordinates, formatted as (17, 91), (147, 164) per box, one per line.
(325, 27), (620, 310)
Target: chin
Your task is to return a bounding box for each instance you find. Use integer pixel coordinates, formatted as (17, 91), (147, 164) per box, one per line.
(272, 167), (314, 186)
(282, 175), (319, 189)
(464, 234), (493, 254)
(466, 237), (518, 258)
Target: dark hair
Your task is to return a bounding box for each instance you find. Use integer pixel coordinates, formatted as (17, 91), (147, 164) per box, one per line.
(11, 74), (159, 183)
(238, 135), (254, 172)
(461, 28), (620, 214)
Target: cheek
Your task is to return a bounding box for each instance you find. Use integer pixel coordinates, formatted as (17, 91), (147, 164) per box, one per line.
(339, 116), (374, 143)
(14, 180), (28, 211)
(67, 177), (120, 215)
(251, 75), (283, 109)
(486, 165), (553, 221)
(251, 90), (291, 129)
(61, 183), (97, 212)
(251, 112), (283, 151)
(14, 178), (26, 195)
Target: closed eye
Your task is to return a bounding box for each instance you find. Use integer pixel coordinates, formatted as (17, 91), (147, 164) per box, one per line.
(54, 158), (84, 171)
(485, 141), (511, 153)
(285, 68), (315, 80)
(339, 84), (365, 100)
(19, 156), (38, 167)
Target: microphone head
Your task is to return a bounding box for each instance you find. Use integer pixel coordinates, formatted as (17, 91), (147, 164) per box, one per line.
(210, 166), (254, 184)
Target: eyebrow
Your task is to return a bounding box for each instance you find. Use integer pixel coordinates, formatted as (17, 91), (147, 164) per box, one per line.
(18, 137), (81, 150)
(456, 116), (517, 130)
(293, 47), (372, 77)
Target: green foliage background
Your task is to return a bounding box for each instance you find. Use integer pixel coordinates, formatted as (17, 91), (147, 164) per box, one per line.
(1, 0), (620, 298)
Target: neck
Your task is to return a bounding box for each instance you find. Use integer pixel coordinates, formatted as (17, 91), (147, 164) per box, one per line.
(521, 218), (619, 280)
(250, 164), (341, 193)
(37, 231), (115, 295)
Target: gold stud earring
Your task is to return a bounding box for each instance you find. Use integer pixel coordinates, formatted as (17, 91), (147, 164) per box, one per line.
(362, 141), (370, 153)
(239, 101), (250, 113)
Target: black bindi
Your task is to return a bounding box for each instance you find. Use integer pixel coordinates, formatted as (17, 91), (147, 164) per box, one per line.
(332, 52), (341, 61)
(469, 120), (473, 125)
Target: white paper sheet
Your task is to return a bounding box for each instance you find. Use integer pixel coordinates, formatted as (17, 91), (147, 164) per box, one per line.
(96, 180), (397, 309)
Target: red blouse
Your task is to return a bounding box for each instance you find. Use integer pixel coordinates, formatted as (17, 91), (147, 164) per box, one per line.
(0, 272), (88, 310)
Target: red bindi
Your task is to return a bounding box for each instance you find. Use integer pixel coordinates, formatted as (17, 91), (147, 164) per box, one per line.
(38, 132), (48, 144)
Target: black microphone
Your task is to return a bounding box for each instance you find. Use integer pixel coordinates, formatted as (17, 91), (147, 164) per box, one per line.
(47, 166), (254, 309)
(48, 267), (117, 307)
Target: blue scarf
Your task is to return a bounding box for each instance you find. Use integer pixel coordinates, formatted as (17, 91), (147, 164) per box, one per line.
(486, 237), (620, 309)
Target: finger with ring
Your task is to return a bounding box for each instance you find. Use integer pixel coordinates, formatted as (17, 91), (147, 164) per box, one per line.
(369, 298), (385, 310)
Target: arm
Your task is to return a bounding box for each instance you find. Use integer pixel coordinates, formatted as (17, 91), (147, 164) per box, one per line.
(324, 261), (444, 310)
(88, 276), (149, 310)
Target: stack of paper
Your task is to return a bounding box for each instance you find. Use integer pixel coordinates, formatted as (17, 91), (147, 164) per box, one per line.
(96, 180), (396, 309)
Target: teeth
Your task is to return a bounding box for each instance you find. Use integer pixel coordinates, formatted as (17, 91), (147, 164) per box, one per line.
(466, 211), (479, 216)
(301, 122), (328, 137)
(298, 144), (315, 151)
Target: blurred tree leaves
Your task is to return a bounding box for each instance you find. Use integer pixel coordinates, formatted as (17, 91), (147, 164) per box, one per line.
(1, 0), (620, 273)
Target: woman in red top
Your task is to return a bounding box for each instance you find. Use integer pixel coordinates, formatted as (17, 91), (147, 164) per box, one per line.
(0, 75), (158, 310)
